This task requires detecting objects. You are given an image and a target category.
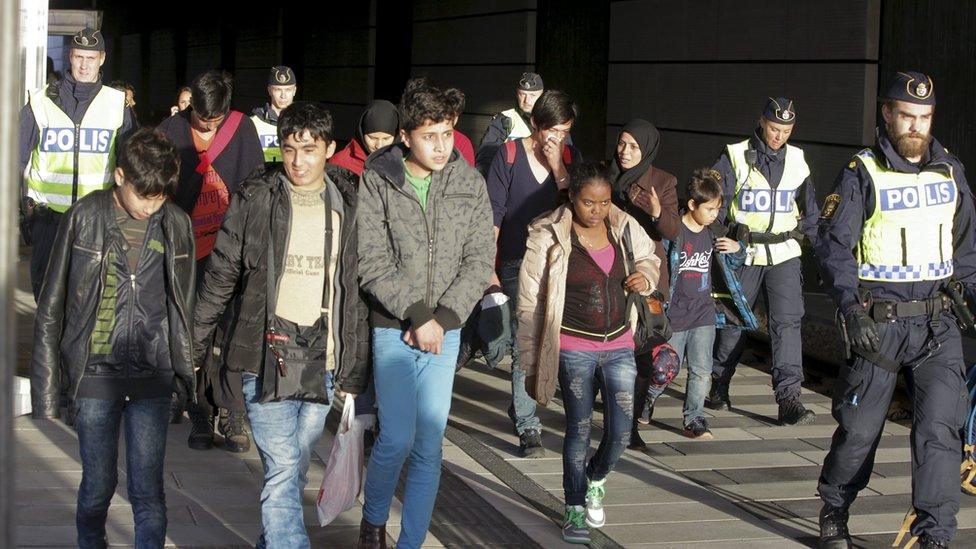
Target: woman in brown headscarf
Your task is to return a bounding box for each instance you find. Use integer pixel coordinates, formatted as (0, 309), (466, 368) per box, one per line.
(608, 119), (679, 449)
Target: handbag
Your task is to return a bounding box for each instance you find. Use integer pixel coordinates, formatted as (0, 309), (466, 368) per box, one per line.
(619, 222), (672, 356)
(259, 186), (334, 403)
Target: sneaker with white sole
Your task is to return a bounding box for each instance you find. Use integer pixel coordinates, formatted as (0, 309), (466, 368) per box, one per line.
(562, 505), (590, 544)
(585, 477), (606, 528)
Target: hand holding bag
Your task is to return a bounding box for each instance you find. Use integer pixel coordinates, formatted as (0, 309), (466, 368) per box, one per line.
(316, 393), (366, 526)
(619, 222), (672, 355)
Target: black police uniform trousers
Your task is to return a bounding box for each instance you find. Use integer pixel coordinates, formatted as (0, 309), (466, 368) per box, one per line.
(818, 312), (969, 540)
(711, 256), (805, 402)
(30, 211), (62, 301)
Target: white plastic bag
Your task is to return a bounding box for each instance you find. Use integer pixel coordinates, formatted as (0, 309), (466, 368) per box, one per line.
(316, 393), (366, 526)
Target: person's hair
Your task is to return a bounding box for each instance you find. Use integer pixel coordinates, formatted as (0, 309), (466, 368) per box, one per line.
(108, 80), (133, 93)
(531, 89), (578, 130)
(399, 76), (457, 131)
(568, 161), (612, 196)
(117, 128), (180, 197)
(190, 70), (233, 119)
(277, 102), (334, 144)
(687, 168), (723, 206)
(443, 87), (466, 118)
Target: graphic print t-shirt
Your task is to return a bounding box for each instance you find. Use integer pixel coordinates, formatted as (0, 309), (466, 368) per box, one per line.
(190, 130), (231, 260)
(668, 222), (715, 332)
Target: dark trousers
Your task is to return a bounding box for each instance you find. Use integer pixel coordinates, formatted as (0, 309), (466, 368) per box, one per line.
(30, 212), (62, 301)
(193, 257), (246, 415)
(818, 313), (969, 541)
(75, 396), (170, 549)
(711, 257), (805, 402)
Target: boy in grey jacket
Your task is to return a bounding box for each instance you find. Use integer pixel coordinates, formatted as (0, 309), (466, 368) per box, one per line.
(357, 78), (494, 549)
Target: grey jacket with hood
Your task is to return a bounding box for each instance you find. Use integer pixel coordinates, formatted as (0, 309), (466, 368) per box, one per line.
(357, 143), (494, 331)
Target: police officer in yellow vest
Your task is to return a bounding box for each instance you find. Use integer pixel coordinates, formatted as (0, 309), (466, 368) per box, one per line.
(475, 72), (545, 175)
(250, 65), (297, 164)
(815, 72), (976, 549)
(707, 98), (821, 426)
(19, 27), (135, 300)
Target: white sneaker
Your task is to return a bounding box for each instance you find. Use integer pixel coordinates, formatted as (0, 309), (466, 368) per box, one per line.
(585, 477), (606, 528)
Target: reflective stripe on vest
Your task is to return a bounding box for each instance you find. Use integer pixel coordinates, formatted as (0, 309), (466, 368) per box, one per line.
(251, 115), (281, 163)
(856, 148), (956, 282)
(501, 108), (532, 141)
(727, 139), (810, 266)
(26, 85), (124, 213)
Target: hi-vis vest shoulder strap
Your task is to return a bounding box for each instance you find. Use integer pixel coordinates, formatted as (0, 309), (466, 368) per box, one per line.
(251, 115), (281, 163)
(727, 138), (810, 266)
(856, 148), (957, 282)
(26, 85), (125, 213)
(501, 108), (532, 141)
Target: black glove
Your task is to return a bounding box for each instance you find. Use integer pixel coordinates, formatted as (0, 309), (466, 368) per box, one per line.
(846, 308), (880, 353)
(18, 197), (35, 246)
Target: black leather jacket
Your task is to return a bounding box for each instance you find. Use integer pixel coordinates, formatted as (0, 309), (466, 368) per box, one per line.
(193, 165), (369, 396)
(31, 190), (196, 418)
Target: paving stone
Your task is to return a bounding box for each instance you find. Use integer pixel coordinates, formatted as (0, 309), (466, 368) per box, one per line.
(600, 517), (798, 544)
(664, 438), (820, 456)
(800, 434), (910, 451)
(653, 451), (818, 472)
(793, 447), (911, 466)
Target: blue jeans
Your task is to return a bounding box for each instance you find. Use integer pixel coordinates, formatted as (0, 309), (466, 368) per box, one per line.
(559, 348), (636, 506)
(242, 372), (333, 549)
(653, 325), (716, 425)
(75, 396), (170, 549)
(499, 259), (542, 435)
(362, 327), (460, 549)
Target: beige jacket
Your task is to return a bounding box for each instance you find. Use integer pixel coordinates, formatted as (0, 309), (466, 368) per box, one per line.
(516, 203), (660, 406)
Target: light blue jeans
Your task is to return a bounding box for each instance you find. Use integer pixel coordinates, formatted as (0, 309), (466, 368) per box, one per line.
(242, 371), (333, 549)
(499, 259), (542, 435)
(648, 325), (715, 425)
(362, 327), (460, 549)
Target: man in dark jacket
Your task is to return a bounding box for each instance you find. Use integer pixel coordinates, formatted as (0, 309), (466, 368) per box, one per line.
(193, 102), (366, 548)
(19, 27), (136, 301)
(30, 128), (195, 548)
(157, 69), (264, 451)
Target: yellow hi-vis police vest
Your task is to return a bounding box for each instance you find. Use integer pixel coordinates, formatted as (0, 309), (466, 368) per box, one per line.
(727, 139), (810, 266)
(26, 85), (125, 213)
(251, 115), (281, 163)
(856, 149), (956, 282)
(501, 108), (532, 141)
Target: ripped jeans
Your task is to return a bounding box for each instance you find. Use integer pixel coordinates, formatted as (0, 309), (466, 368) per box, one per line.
(558, 348), (637, 506)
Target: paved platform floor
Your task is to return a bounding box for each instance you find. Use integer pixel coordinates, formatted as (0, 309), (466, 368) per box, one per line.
(12, 254), (976, 547)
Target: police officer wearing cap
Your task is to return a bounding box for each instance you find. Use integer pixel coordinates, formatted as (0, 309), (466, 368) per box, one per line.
(476, 72), (548, 175)
(815, 72), (976, 549)
(250, 65), (297, 164)
(19, 27), (135, 301)
(707, 98), (821, 426)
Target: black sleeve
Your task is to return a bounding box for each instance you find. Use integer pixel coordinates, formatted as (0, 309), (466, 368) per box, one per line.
(711, 151), (736, 226)
(815, 160), (871, 314)
(476, 116), (509, 177)
(19, 104), (38, 184)
(797, 173), (821, 245)
(948, 159), (976, 285)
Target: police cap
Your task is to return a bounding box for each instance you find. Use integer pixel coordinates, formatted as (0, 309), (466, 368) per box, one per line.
(71, 27), (105, 53)
(762, 97), (796, 125)
(517, 72), (543, 92)
(882, 71), (935, 106)
(268, 66), (296, 86)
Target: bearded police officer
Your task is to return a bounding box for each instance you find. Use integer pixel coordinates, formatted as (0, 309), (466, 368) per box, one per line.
(19, 27), (135, 300)
(250, 65), (297, 164)
(707, 98), (820, 425)
(815, 72), (976, 549)
(475, 72), (545, 175)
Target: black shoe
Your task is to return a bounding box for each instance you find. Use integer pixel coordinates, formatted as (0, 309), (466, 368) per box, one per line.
(683, 417), (714, 440)
(218, 410), (250, 453)
(778, 398), (817, 426)
(818, 504), (852, 549)
(187, 408), (214, 450)
(169, 393), (184, 424)
(918, 537), (949, 549)
(519, 429), (545, 458)
(627, 428), (647, 450)
(358, 518), (388, 549)
(705, 379), (731, 411)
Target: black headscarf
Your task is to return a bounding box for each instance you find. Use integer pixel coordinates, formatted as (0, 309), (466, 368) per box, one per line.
(355, 100), (400, 151)
(608, 119), (660, 201)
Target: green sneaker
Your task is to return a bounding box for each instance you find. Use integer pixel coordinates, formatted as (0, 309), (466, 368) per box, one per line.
(562, 505), (590, 544)
(585, 477), (606, 528)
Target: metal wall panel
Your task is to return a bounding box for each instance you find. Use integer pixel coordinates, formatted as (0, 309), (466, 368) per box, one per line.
(413, 0), (537, 21)
(412, 12), (537, 66)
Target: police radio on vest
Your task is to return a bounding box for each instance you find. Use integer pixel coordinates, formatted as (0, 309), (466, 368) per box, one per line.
(41, 127), (114, 154)
(880, 181), (955, 211)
